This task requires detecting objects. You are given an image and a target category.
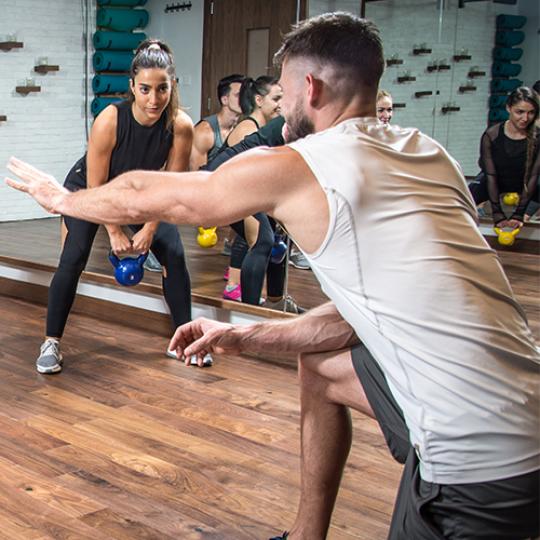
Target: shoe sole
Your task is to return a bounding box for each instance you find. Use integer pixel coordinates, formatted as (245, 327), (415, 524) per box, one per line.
(288, 261), (310, 270)
(166, 350), (213, 367)
(36, 363), (63, 374)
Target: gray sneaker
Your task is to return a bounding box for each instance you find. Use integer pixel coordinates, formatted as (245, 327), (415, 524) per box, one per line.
(265, 295), (306, 314)
(288, 250), (311, 270)
(36, 339), (63, 374)
(166, 349), (213, 367)
(143, 251), (162, 272)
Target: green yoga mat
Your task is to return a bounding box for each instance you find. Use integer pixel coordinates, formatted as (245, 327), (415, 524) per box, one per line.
(495, 30), (525, 47)
(492, 61), (522, 78)
(496, 14), (526, 29)
(97, 8), (149, 31)
(98, 0), (147, 6)
(493, 47), (523, 62)
(93, 51), (134, 72)
(489, 108), (509, 123)
(491, 78), (522, 93)
(93, 31), (146, 50)
(91, 96), (124, 116)
(92, 74), (130, 94)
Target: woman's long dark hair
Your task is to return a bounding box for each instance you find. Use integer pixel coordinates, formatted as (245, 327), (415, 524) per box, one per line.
(506, 87), (539, 187)
(129, 39), (179, 130)
(239, 75), (278, 116)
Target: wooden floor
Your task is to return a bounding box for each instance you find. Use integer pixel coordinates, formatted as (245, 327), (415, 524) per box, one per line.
(0, 295), (400, 540)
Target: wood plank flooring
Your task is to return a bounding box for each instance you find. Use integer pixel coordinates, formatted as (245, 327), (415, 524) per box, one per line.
(0, 295), (400, 539)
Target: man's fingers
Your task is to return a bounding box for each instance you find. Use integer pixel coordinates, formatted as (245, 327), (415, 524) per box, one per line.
(5, 177), (28, 192)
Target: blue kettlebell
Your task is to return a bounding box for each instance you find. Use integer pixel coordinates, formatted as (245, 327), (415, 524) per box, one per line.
(108, 251), (148, 286)
(271, 234), (288, 264)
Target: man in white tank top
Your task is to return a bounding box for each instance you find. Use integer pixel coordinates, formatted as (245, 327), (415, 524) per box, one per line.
(6, 13), (539, 540)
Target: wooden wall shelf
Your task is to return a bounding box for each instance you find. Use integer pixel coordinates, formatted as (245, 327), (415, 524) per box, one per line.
(459, 85), (477, 93)
(453, 54), (472, 61)
(386, 59), (403, 66)
(0, 41), (23, 51)
(393, 103), (406, 109)
(413, 47), (432, 55)
(415, 91), (433, 98)
(15, 86), (41, 95)
(0, 116), (7, 122)
(34, 65), (59, 73)
(397, 76), (416, 83)
(468, 70), (486, 78)
(442, 106), (460, 114)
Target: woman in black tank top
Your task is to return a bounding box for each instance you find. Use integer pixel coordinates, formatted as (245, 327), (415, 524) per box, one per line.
(470, 87), (539, 227)
(220, 77), (285, 305)
(34, 39), (212, 374)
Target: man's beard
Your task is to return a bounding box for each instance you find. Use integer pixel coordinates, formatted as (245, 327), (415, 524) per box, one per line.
(285, 102), (315, 142)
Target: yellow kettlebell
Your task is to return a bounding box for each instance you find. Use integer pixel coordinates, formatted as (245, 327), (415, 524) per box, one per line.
(197, 226), (218, 248)
(493, 227), (520, 247)
(502, 192), (519, 206)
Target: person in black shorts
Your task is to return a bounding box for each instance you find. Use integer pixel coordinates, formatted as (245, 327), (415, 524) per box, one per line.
(469, 87), (539, 227)
(34, 39), (212, 374)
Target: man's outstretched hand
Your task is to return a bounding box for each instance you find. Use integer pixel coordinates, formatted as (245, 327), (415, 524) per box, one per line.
(169, 318), (242, 366)
(5, 156), (68, 214)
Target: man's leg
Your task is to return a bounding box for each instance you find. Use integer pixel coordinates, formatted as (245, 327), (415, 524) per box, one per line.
(287, 348), (375, 540)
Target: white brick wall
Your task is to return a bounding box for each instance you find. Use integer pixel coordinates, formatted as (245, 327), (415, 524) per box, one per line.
(0, 0), (96, 222)
(367, 0), (519, 176)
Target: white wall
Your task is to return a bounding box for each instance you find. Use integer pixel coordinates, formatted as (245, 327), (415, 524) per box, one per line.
(0, 0), (95, 222)
(519, 0), (539, 88)
(144, 0), (204, 123)
(367, 0), (523, 176)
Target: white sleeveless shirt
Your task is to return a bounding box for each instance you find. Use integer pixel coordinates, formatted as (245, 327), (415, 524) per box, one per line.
(288, 118), (539, 484)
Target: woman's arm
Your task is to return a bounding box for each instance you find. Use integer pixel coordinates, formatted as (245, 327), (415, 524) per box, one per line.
(225, 119), (258, 147)
(512, 134), (540, 222)
(86, 105), (132, 254)
(131, 110), (194, 253)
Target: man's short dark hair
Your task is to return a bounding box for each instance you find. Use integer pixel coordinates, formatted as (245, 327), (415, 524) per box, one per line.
(274, 12), (384, 93)
(217, 74), (245, 104)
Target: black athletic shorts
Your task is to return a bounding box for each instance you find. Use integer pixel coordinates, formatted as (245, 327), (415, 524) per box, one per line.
(351, 343), (540, 540)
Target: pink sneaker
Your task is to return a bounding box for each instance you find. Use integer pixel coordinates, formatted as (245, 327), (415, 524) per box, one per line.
(223, 283), (241, 302)
(223, 267), (230, 281)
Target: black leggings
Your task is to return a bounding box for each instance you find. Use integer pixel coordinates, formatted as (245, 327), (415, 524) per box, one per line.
(46, 216), (192, 338)
(230, 213), (286, 305)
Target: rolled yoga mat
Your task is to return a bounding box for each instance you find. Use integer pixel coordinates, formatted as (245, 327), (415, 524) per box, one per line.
(495, 30), (525, 47)
(91, 96), (124, 116)
(496, 14), (527, 29)
(493, 47), (523, 62)
(490, 78), (522, 93)
(93, 31), (146, 50)
(489, 95), (507, 108)
(97, 8), (149, 32)
(489, 108), (509, 123)
(98, 0), (147, 6)
(92, 74), (130, 94)
(93, 51), (134, 72)
(492, 61), (522, 78)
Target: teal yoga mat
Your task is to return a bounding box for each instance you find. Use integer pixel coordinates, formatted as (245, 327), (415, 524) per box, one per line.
(493, 47), (523, 62)
(98, 0), (147, 6)
(491, 78), (522, 93)
(496, 14), (527, 29)
(495, 30), (525, 47)
(91, 96), (124, 116)
(97, 8), (149, 31)
(93, 31), (146, 50)
(489, 95), (507, 108)
(492, 61), (522, 78)
(489, 108), (509, 123)
(93, 51), (134, 72)
(92, 74), (130, 94)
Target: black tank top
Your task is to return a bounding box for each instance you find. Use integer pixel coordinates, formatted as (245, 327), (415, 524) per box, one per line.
(489, 123), (527, 190)
(65, 100), (174, 189)
(219, 116), (260, 152)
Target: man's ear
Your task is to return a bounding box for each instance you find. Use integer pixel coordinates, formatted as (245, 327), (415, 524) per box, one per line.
(306, 73), (323, 108)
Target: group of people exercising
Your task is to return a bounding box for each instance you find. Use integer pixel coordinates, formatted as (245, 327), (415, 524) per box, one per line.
(5, 13), (539, 540)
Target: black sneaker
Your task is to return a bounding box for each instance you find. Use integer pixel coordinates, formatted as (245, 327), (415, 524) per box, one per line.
(269, 533), (289, 540)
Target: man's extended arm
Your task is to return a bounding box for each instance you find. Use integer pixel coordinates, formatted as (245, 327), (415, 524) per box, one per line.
(170, 302), (360, 364)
